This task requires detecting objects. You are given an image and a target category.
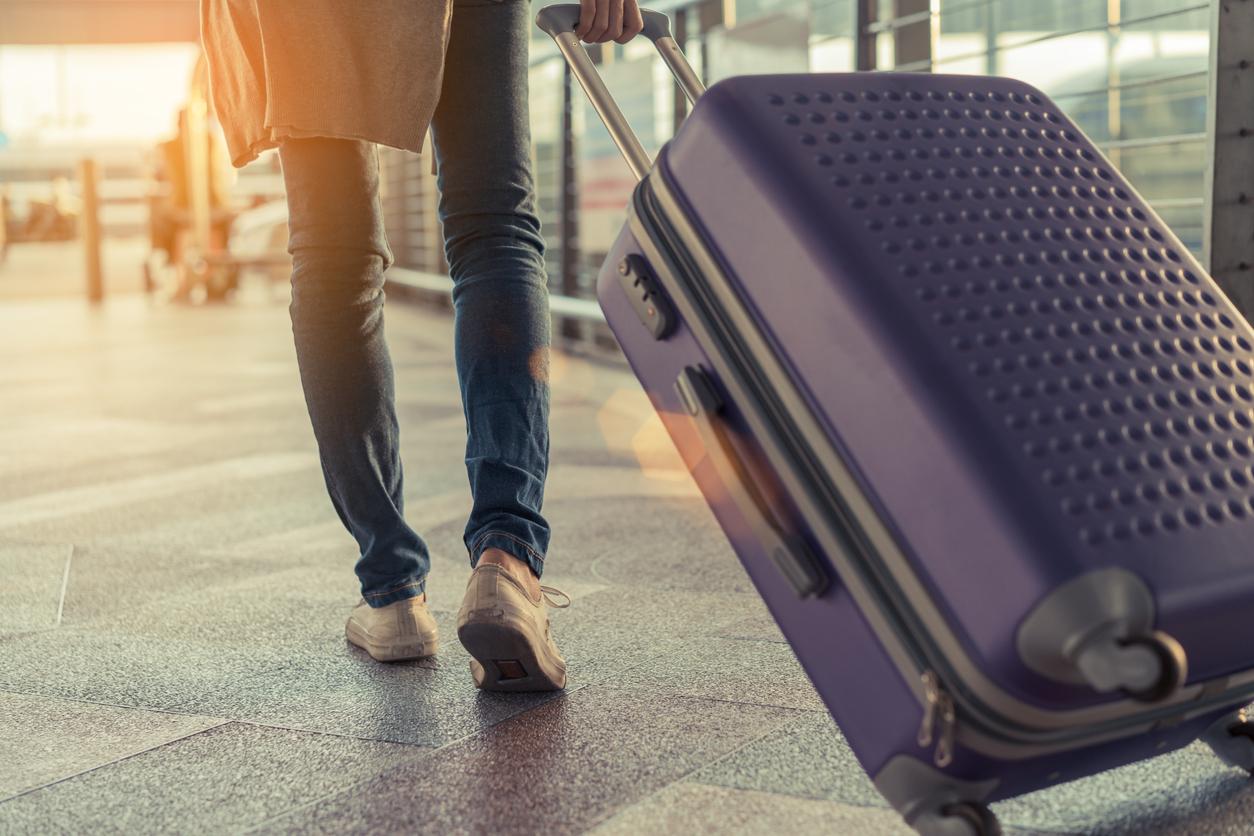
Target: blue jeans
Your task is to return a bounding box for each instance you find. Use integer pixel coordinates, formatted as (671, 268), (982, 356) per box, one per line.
(279, 0), (551, 608)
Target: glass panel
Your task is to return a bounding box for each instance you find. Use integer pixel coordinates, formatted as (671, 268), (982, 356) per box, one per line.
(936, 0), (990, 35)
(732, 0), (809, 25)
(990, 0), (1107, 44)
(706, 11), (811, 82)
(1151, 202), (1205, 255)
(575, 55), (662, 293)
(0, 44), (200, 144)
(528, 58), (566, 290)
(1116, 140), (1206, 205)
(1122, 0), (1209, 20)
(876, 29), (897, 67)
(811, 0), (856, 39)
(810, 0), (856, 71)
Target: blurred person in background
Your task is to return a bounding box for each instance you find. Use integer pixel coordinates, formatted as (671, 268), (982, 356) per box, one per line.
(201, 0), (642, 691)
(22, 177), (79, 243)
(149, 107), (235, 300)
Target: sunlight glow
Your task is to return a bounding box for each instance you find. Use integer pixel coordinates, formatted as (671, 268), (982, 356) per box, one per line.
(0, 44), (201, 145)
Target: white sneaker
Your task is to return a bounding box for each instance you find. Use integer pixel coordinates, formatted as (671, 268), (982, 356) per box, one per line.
(345, 596), (439, 662)
(456, 564), (570, 691)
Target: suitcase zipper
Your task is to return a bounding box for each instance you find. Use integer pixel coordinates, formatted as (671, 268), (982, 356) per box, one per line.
(630, 170), (1254, 761)
(918, 671), (957, 768)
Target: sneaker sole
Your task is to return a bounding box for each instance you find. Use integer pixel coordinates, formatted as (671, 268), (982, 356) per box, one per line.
(457, 617), (566, 692)
(345, 620), (438, 662)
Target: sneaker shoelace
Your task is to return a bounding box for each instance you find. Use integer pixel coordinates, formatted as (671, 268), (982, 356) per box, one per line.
(540, 585), (571, 609)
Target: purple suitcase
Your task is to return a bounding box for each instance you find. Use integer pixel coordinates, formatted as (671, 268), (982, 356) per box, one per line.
(539, 7), (1254, 833)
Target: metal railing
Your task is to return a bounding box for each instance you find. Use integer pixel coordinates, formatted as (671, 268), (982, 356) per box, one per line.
(386, 267), (607, 326)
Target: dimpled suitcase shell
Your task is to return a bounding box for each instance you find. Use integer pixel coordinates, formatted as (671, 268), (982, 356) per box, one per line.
(598, 72), (1254, 802)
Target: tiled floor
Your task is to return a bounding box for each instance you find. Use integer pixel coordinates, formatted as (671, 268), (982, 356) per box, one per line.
(2, 280), (1253, 834)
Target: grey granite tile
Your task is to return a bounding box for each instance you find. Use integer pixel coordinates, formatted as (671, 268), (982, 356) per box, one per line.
(0, 466), (334, 557)
(169, 610), (561, 746)
(56, 544), (294, 626)
(79, 581), (351, 648)
(0, 692), (222, 798)
(548, 586), (768, 688)
(1080, 775), (1254, 836)
(716, 610), (789, 644)
(548, 446), (643, 470)
(198, 552), (609, 617)
(693, 708), (1254, 836)
(540, 496), (760, 595)
(134, 580), (758, 745)
(0, 452), (318, 535)
(0, 541), (69, 635)
(541, 463), (702, 507)
(605, 636), (826, 712)
(0, 627), (289, 710)
(0, 722), (427, 835)
(992, 738), (1254, 836)
(589, 782), (914, 835)
(253, 686), (805, 835)
(1, 415), (222, 495)
(2, 438), (311, 513)
(691, 712), (886, 808)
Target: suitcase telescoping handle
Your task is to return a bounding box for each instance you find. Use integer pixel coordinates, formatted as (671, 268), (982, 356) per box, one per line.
(536, 4), (706, 181)
(676, 367), (830, 599)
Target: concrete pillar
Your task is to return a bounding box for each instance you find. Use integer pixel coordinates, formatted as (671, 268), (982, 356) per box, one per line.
(1204, 0), (1254, 318)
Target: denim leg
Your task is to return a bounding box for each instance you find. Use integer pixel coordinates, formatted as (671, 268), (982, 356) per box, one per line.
(431, 0), (552, 579)
(280, 138), (429, 606)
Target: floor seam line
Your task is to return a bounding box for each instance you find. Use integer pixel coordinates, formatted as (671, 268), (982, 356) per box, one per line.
(581, 703), (813, 833)
(233, 686), (594, 832)
(0, 687), (229, 722)
(226, 718), (442, 747)
(0, 719), (233, 804)
(593, 684), (825, 715)
(54, 543), (74, 626)
(235, 747), (434, 834)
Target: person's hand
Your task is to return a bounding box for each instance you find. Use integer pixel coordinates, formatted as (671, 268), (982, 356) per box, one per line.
(575, 0), (645, 44)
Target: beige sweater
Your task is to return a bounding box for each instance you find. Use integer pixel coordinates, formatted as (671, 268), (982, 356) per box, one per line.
(200, 0), (453, 168)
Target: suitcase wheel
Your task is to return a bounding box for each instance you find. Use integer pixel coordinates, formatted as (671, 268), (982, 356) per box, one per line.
(1116, 630), (1188, 703)
(1203, 709), (1254, 775)
(915, 802), (1002, 836)
(1018, 570), (1188, 701)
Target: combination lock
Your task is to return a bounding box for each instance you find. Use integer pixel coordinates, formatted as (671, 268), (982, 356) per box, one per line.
(617, 255), (676, 340)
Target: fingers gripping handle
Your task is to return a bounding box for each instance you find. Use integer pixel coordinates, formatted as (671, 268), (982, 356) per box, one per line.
(536, 5), (704, 105)
(536, 4), (705, 181)
(535, 4), (673, 41)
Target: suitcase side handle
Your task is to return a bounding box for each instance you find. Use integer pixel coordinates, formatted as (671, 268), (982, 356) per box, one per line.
(536, 4), (706, 181)
(676, 366), (830, 599)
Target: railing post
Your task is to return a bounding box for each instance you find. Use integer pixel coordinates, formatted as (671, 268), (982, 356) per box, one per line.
(893, 0), (933, 71)
(856, 0), (878, 71)
(1204, 0), (1254, 319)
(79, 157), (103, 304)
(560, 61), (582, 341)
